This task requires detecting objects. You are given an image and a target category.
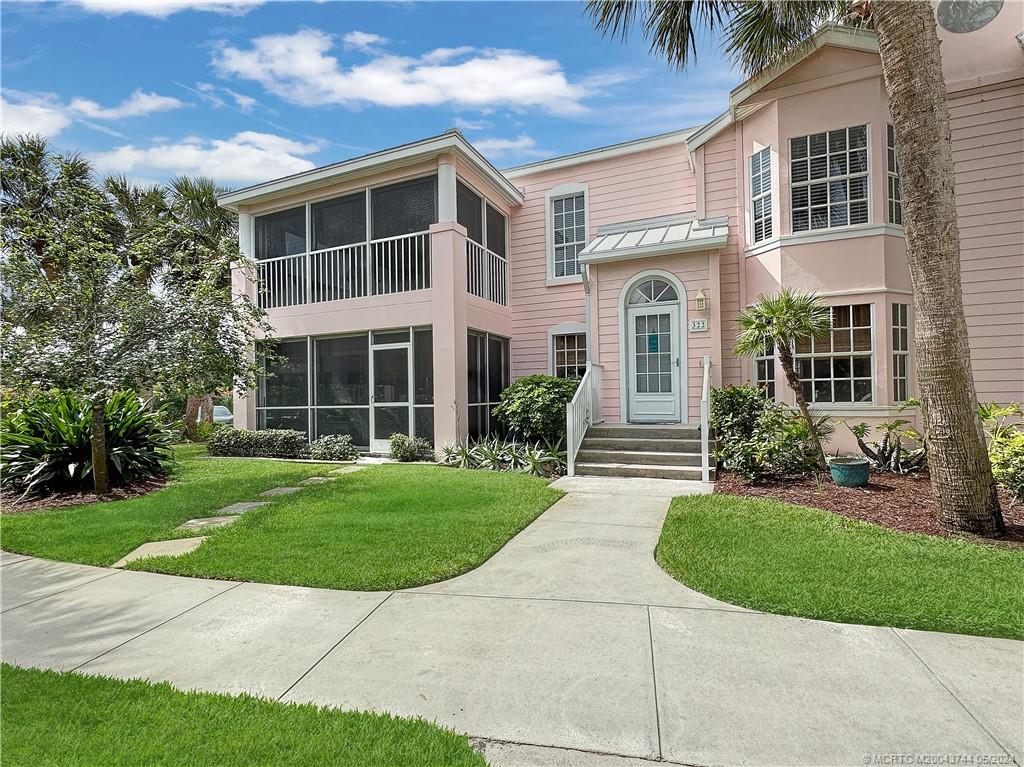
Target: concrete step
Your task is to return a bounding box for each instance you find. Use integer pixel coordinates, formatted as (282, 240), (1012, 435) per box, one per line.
(587, 424), (704, 440)
(576, 449), (702, 467)
(581, 437), (704, 453)
(574, 463), (715, 481)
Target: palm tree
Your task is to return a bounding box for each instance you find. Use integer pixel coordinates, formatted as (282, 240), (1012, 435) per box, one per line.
(735, 290), (832, 469)
(587, 0), (1005, 538)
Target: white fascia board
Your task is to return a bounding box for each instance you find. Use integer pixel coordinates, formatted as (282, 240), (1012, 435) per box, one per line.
(502, 126), (698, 179)
(218, 131), (523, 211)
(579, 233), (728, 265)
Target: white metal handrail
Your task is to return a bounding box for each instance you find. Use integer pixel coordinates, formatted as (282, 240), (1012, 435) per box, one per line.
(256, 231), (430, 309)
(700, 355), (712, 482)
(566, 362), (604, 477)
(466, 240), (508, 306)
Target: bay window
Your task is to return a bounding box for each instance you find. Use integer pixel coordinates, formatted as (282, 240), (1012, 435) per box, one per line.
(790, 125), (869, 232)
(755, 344), (776, 399)
(796, 304), (873, 404)
(892, 303), (909, 402)
(887, 124), (902, 225)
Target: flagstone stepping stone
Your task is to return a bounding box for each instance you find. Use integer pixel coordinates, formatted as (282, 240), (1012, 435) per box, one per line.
(329, 465), (365, 475)
(175, 516), (239, 532)
(112, 537), (207, 568)
(259, 486), (302, 497)
(218, 501), (269, 516)
(299, 476), (336, 485)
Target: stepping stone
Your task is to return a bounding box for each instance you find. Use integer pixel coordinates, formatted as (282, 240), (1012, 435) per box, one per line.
(259, 486), (302, 497)
(175, 516), (239, 532)
(218, 501), (269, 516)
(329, 465), (365, 475)
(112, 537), (206, 568)
(299, 476), (335, 485)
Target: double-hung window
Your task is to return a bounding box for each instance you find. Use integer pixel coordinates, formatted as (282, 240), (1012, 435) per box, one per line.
(754, 343), (776, 399)
(795, 304), (873, 404)
(750, 147), (773, 243)
(552, 333), (587, 379)
(790, 125), (869, 232)
(892, 303), (909, 402)
(552, 192), (586, 278)
(887, 124), (902, 225)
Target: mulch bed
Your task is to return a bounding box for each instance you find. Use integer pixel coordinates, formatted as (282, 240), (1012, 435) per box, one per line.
(715, 471), (1024, 546)
(0, 477), (168, 515)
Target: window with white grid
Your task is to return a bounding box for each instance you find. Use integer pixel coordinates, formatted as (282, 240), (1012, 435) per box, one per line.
(887, 124), (902, 225)
(750, 147), (772, 243)
(790, 125), (869, 232)
(795, 304), (874, 404)
(892, 303), (909, 402)
(552, 193), (586, 278)
(755, 343), (775, 400)
(553, 333), (587, 379)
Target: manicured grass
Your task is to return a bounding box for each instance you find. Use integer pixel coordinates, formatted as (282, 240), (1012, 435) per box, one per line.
(0, 445), (330, 566)
(657, 494), (1024, 640)
(134, 464), (562, 590)
(1, 664), (485, 767)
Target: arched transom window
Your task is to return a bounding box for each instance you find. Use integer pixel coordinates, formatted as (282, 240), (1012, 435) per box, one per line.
(627, 278), (678, 306)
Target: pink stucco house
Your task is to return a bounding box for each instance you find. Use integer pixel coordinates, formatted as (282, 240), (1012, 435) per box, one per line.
(222, 14), (1023, 481)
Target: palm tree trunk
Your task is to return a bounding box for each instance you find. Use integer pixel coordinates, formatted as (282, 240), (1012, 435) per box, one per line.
(778, 346), (826, 470)
(183, 394), (202, 440)
(90, 398), (110, 495)
(871, 1), (1003, 537)
(201, 394), (215, 423)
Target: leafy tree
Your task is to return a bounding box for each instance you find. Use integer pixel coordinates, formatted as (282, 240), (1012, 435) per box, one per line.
(734, 290), (831, 469)
(587, 0), (1005, 537)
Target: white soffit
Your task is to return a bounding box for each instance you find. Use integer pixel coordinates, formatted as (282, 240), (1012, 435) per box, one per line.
(579, 214), (729, 264)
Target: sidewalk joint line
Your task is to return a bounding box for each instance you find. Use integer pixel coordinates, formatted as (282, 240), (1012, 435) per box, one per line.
(472, 734), (702, 766)
(537, 518), (664, 530)
(71, 581), (244, 672)
(276, 591), (395, 702)
(891, 629), (1017, 762)
(647, 605), (664, 761)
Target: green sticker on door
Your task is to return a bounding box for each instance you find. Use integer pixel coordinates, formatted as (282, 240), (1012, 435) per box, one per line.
(647, 334), (659, 353)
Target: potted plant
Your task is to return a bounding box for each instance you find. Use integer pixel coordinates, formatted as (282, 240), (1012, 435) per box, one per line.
(828, 456), (871, 488)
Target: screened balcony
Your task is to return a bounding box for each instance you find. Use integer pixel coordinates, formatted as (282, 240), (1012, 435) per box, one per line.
(458, 180), (509, 306)
(256, 175), (437, 310)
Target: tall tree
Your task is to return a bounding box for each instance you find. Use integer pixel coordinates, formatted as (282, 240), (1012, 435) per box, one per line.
(587, 0), (1004, 537)
(734, 290), (832, 469)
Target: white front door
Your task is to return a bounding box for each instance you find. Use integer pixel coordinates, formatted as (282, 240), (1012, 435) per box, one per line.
(370, 341), (413, 453)
(627, 305), (682, 422)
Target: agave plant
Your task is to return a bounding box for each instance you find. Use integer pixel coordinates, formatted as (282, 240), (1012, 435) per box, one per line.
(440, 435), (567, 478)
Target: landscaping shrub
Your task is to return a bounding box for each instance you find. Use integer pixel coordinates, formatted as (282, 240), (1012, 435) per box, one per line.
(847, 417), (927, 475)
(0, 391), (176, 496)
(389, 433), (434, 462)
(206, 428), (306, 459)
(307, 434), (360, 462)
(493, 375), (579, 444)
(440, 437), (565, 478)
(990, 432), (1024, 502)
(710, 384), (819, 481)
(190, 421), (224, 443)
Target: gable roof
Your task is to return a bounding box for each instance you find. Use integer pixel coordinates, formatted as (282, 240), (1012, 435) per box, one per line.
(686, 24), (880, 152)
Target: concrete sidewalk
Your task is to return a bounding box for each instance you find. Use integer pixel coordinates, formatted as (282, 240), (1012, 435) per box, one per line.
(1, 478), (1020, 767)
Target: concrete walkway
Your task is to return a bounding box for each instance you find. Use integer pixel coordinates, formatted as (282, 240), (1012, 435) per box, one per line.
(1, 477), (1020, 767)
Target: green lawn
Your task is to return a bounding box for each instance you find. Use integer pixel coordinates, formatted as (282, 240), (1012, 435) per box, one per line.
(134, 464), (561, 590)
(1, 664), (485, 767)
(0, 445), (330, 566)
(657, 494), (1024, 640)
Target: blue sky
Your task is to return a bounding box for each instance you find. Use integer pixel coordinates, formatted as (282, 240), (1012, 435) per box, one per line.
(2, 0), (737, 188)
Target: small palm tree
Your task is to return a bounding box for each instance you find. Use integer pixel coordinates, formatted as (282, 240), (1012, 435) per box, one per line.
(734, 289), (831, 469)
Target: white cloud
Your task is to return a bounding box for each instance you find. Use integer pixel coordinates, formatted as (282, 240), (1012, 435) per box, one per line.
(90, 131), (321, 184)
(224, 88), (257, 112)
(213, 29), (590, 115)
(1, 94), (73, 137)
(342, 31), (387, 51)
(472, 134), (546, 159)
(454, 117), (491, 131)
(69, 89), (184, 120)
(63, 0), (262, 18)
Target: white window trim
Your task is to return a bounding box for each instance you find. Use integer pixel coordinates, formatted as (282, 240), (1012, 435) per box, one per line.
(794, 303), (876, 406)
(744, 222), (906, 257)
(750, 146), (773, 245)
(789, 124), (872, 235)
(547, 321), (587, 377)
(545, 182), (588, 286)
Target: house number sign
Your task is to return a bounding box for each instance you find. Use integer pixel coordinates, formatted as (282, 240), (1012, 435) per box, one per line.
(689, 319), (708, 332)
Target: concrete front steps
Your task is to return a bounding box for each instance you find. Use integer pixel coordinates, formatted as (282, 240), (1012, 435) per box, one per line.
(574, 423), (715, 482)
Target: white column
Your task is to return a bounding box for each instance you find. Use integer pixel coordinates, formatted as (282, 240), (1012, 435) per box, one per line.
(438, 154), (457, 223)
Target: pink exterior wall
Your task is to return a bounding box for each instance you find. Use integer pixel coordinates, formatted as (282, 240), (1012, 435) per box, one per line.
(507, 142), (695, 377)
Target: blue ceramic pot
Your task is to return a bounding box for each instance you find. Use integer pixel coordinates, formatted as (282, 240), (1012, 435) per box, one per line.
(829, 457), (870, 487)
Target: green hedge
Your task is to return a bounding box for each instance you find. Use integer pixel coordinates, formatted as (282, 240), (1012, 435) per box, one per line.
(206, 428), (307, 458)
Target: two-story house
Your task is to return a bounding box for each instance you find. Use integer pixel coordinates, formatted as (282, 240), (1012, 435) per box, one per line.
(222, 13), (1023, 481)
